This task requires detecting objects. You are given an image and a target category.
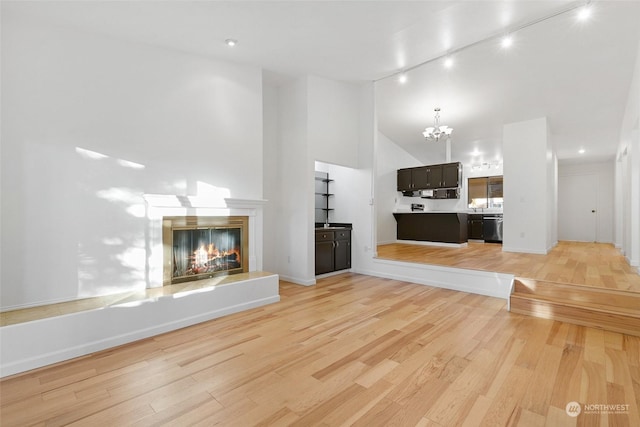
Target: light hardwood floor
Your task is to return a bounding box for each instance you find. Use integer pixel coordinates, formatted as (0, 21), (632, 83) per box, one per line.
(376, 241), (640, 293)
(1, 274), (638, 426)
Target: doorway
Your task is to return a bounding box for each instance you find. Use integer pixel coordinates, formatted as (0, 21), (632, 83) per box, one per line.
(558, 173), (597, 242)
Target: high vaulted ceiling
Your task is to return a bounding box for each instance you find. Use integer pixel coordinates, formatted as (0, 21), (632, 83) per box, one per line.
(4, 1), (640, 166)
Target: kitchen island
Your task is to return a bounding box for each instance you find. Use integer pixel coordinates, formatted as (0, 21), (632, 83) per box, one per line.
(393, 211), (468, 244)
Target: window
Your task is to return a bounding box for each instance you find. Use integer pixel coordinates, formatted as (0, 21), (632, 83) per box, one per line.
(468, 176), (503, 209)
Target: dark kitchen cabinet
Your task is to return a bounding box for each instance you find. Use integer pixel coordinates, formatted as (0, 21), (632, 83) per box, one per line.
(397, 162), (461, 191)
(411, 167), (429, 189)
(426, 165), (443, 188)
(397, 168), (413, 192)
(442, 162), (461, 188)
(468, 214), (484, 240)
(315, 229), (351, 275)
(334, 229), (351, 271)
(315, 231), (335, 275)
(398, 167), (437, 191)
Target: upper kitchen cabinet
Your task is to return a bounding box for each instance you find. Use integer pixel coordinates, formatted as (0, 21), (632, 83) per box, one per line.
(411, 166), (440, 189)
(442, 163), (462, 188)
(397, 162), (461, 192)
(397, 168), (413, 192)
(424, 165), (443, 189)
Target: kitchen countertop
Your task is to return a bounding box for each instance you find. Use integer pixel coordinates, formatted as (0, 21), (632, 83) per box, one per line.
(315, 226), (351, 231)
(315, 222), (353, 231)
(394, 210), (503, 215)
(394, 211), (465, 214)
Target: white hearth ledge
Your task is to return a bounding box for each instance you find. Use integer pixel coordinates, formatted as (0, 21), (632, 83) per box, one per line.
(0, 273), (279, 377)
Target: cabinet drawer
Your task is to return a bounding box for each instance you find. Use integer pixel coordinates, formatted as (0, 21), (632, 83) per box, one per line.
(334, 230), (351, 240)
(315, 231), (335, 242)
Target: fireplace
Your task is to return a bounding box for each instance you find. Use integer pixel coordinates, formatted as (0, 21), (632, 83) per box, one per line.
(162, 216), (249, 285)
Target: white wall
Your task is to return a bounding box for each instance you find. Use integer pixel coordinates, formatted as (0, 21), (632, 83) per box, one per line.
(615, 42), (640, 270)
(274, 77), (314, 284)
(267, 75), (367, 285)
(503, 117), (554, 254)
(617, 130), (640, 267)
(558, 160), (615, 243)
(308, 76), (361, 168)
(375, 132), (422, 244)
(262, 80), (281, 273)
(547, 141), (558, 248)
(1, 13), (264, 309)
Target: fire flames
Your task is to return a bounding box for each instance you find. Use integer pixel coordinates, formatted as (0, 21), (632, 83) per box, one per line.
(187, 243), (241, 275)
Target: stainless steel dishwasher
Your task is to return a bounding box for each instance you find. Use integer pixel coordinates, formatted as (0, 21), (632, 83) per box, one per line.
(483, 215), (503, 243)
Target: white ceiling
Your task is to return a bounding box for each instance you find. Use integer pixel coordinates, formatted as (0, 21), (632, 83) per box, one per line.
(5, 1), (640, 166)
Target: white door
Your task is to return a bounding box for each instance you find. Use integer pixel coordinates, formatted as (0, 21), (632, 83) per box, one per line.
(558, 173), (597, 242)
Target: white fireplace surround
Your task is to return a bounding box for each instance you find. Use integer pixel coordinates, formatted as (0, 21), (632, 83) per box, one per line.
(144, 194), (267, 285)
(0, 195), (278, 377)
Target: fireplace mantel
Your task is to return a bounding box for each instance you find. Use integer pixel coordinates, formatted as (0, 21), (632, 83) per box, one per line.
(144, 194), (267, 288)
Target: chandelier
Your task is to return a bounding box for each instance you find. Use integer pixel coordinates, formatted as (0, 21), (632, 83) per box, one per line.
(423, 108), (453, 141)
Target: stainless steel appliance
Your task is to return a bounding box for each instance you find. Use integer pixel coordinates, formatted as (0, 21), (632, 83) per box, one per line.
(483, 215), (503, 243)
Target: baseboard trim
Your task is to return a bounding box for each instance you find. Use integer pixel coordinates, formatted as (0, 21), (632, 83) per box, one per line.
(278, 275), (316, 286)
(315, 269), (354, 279)
(396, 240), (468, 248)
(502, 246), (548, 255)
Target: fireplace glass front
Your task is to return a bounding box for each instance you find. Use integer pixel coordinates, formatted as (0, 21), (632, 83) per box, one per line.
(163, 216), (248, 285)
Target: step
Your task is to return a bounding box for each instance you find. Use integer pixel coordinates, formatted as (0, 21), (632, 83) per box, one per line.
(510, 278), (640, 337)
(513, 278), (640, 313)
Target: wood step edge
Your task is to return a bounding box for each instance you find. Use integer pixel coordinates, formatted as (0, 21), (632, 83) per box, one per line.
(513, 278), (640, 298)
(509, 293), (640, 318)
(510, 286), (640, 311)
(509, 302), (640, 337)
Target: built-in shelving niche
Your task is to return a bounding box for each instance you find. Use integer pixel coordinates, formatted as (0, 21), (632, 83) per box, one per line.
(314, 171), (333, 224)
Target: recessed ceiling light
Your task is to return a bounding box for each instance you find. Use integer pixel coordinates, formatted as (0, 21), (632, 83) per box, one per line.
(501, 35), (513, 49)
(225, 38), (238, 47)
(577, 4), (592, 21)
(443, 57), (454, 69)
(398, 72), (407, 84)
(579, 148), (586, 154)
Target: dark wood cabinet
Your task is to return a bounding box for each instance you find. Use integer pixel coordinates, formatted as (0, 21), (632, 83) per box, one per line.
(442, 163), (461, 188)
(410, 167), (428, 189)
(426, 165), (443, 188)
(393, 213), (468, 244)
(315, 229), (351, 275)
(334, 229), (351, 271)
(468, 214), (484, 240)
(315, 236), (335, 275)
(397, 162), (461, 192)
(397, 168), (413, 191)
